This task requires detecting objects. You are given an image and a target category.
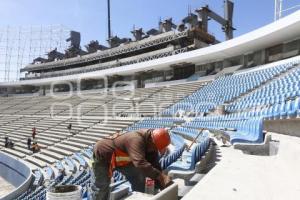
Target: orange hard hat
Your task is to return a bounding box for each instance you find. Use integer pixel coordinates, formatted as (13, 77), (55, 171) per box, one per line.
(151, 128), (171, 154)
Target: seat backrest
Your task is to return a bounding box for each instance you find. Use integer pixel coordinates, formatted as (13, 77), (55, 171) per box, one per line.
(190, 143), (201, 170)
(295, 98), (300, 110)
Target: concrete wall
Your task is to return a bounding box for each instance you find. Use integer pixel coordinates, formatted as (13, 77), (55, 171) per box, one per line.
(264, 119), (300, 138)
(0, 152), (33, 200)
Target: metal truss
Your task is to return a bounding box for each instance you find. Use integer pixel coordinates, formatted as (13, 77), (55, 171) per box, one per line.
(25, 30), (189, 72)
(24, 47), (188, 80)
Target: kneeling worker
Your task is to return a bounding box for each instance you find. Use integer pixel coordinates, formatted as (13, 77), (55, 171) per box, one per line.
(92, 128), (172, 200)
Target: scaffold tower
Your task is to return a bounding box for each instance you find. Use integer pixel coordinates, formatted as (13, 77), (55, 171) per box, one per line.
(0, 25), (70, 81)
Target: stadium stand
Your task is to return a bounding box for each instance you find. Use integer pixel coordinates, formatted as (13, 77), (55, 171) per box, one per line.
(0, 79), (213, 199)
(0, 54), (300, 199)
(1, 55), (300, 198)
(0, 9), (300, 200)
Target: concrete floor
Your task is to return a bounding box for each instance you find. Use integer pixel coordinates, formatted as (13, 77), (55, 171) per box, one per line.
(0, 176), (15, 198)
(183, 133), (300, 200)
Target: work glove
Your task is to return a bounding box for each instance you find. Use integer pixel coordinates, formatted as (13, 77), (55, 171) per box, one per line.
(157, 173), (173, 189)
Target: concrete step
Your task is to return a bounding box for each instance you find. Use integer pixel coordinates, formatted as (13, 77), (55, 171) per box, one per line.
(107, 120), (136, 125)
(93, 126), (123, 131)
(6, 134), (25, 140)
(17, 141), (47, 149)
(33, 153), (57, 164)
(54, 143), (81, 152)
(49, 128), (72, 132)
(22, 160), (39, 171)
(98, 129), (118, 134)
(44, 130), (72, 137)
(1, 148), (26, 158)
(62, 140), (88, 149)
(36, 135), (61, 143)
(75, 135), (101, 142)
(69, 137), (95, 145)
(56, 125), (86, 131)
(13, 146), (33, 155)
(173, 178), (194, 198)
(98, 124), (131, 128)
(38, 132), (67, 140)
(25, 156), (47, 168)
(44, 128), (69, 134)
(84, 129), (117, 136)
(40, 149), (65, 160)
(36, 139), (54, 146)
(80, 131), (110, 138)
(47, 146), (73, 156)
(187, 173), (206, 186)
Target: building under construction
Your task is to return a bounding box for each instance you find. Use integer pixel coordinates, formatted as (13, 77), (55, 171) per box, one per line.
(21, 0), (234, 87)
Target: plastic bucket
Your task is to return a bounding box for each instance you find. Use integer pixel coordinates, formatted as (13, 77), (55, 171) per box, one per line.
(47, 185), (81, 200)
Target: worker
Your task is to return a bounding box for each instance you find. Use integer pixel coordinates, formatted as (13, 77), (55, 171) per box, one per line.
(92, 128), (172, 200)
(32, 142), (40, 153)
(32, 127), (36, 139)
(8, 139), (14, 148)
(67, 123), (72, 132)
(4, 136), (9, 148)
(27, 137), (32, 150)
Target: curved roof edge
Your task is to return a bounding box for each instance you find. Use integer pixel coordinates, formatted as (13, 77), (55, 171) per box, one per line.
(2, 10), (300, 87)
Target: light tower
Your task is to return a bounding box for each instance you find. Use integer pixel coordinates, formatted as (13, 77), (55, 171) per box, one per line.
(107, 0), (111, 40)
(274, 0), (283, 21)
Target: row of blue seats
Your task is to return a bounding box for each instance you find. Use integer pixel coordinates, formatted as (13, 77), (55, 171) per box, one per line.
(126, 124), (166, 131)
(142, 117), (185, 123)
(232, 98), (300, 120)
(170, 133), (186, 149)
(185, 117), (264, 144)
(126, 118), (178, 131)
(187, 64), (288, 101)
(17, 147), (95, 200)
(17, 185), (46, 200)
(167, 133), (210, 171)
(73, 152), (88, 168)
(172, 127), (208, 142)
(160, 145), (186, 170)
(162, 103), (215, 115)
(163, 61), (294, 116)
(227, 66), (300, 112)
(159, 132), (188, 169)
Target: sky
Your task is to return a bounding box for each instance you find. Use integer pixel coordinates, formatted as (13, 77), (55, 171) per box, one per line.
(0, 0), (299, 46)
(0, 0), (299, 81)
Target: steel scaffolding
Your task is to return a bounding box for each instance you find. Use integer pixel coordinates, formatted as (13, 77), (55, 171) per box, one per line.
(0, 25), (70, 81)
(274, 0), (300, 21)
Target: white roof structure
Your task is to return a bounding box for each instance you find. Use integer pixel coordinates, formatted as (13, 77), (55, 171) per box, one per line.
(2, 10), (300, 87)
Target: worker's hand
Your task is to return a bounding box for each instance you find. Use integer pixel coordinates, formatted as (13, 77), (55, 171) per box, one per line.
(157, 173), (172, 189)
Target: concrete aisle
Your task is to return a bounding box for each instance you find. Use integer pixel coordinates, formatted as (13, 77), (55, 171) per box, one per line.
(0, 176), (15, 198)
(183, 133), (300, 200)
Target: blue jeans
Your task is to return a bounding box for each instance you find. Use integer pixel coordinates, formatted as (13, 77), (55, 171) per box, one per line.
(116, 164), (146, 192)
(92, 161), (146, 199)
(92, 156), (110, 200)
